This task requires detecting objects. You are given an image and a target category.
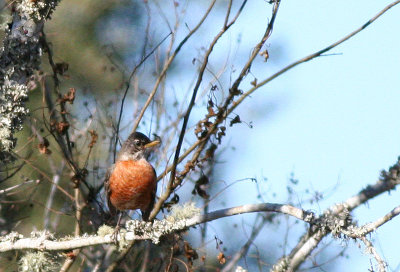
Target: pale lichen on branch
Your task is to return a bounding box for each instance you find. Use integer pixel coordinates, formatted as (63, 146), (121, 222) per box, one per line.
(0, 0), (61, 162)
(0, 202), (311, 253)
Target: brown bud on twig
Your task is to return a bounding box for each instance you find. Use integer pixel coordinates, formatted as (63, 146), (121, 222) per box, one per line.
(55, 121), (70, 135)
(38, 137), (51, 155)
(61, 88), (76, 104)
(88, 130), (98, 148)
(217, 252), (226, 264)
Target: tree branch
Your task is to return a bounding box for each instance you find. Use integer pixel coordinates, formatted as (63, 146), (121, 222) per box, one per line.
(0, 0), (61, 162)
(341, 205), (400, 238)
(360, 236), (387, 272)
(0, 203), (311, 253)
(279, 157), (400, 271)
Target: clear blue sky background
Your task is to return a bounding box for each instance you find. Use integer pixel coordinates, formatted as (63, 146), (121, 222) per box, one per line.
(165, 1), (400, 271)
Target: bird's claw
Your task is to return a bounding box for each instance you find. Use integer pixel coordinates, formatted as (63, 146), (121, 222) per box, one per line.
(112, 225), (121, 244)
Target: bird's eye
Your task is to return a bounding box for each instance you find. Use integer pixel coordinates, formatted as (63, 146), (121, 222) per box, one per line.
(134, 139), (141, 145)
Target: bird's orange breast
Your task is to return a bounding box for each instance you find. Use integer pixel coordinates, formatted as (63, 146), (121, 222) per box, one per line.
(108, 159), (156, 211)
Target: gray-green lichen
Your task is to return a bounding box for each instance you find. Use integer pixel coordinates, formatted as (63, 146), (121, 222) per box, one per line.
(235, 266), (248, 272)
(116, 203), (200, 244)
(0, 0), (61, 162)
(125, 218), (188, 244)
(16, 0), (61, 22)
(116, 228), (128, 250)
(321, 205), (353, 239)
(19, 251), (59, 272)
(271, 256), (289, 272)
(0, 231), (23, 243)
(97, 225), (114, 237)
(0, 73), (28, 155)
(167, 202), (201, 222)
(30, 230), (55, 240)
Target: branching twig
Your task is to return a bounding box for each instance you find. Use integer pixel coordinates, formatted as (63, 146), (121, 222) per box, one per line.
(341, 205), (400, 238)
(278, 157), (400, 271)
(0, 179), (39, 195)
(360, 237), (387, 272)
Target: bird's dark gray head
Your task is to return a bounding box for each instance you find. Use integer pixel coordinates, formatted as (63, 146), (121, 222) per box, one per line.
(117, 132), (160, 161)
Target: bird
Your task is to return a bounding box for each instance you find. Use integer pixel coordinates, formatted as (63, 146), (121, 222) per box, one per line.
(105, 132), (160, 223)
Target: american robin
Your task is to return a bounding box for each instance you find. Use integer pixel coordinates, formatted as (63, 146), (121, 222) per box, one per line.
(105, 132), (160, 222)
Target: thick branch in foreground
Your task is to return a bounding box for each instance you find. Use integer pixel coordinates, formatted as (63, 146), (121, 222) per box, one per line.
(0, 203), (311, 252)
(1, 191), (399, 270)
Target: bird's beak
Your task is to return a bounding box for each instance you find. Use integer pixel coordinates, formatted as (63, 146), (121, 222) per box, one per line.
(144, 140), (161, 149)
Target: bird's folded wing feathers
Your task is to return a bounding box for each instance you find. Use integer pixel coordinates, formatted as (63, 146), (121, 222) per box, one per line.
(104, 164), (118, 216)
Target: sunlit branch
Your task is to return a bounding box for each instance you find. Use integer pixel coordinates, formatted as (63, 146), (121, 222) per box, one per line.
(0, 203), (311, 253)
(282, 156), (400, 271)
(341, 205), (400, 238)
(360, 237), (387, 272)
(0, 179), (39, 195)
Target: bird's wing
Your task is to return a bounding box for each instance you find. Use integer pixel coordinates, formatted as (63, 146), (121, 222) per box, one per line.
(104, 164), (117, 216)
(141, 167), (157, 221)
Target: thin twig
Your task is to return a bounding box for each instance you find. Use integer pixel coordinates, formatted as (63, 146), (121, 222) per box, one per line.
(360, 237), (387, 272)
(12, 152), (74, 200)
(113, 33), (172, 162)
(0, 179), (39, 195)
(221, 215), (267, 272)
(60, 188), (83, 271)
(154, 0), (280, 187)
(341, 205), (400, 238)
(130, 0), (217, 134)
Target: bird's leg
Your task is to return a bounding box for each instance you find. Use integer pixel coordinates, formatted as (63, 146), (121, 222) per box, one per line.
(116, 212), (123, 228)
(112, 212), (123, 244)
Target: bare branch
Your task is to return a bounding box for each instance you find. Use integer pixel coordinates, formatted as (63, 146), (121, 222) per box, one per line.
(360, 237), (387, 272)
(221, 215), (268, 272)
(154, 0), (281, 193)
(185, 203), (314, 226)
(0, 179), (39, 195)
(280, 157), (400, 271)
(341, 205), (400, 238)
